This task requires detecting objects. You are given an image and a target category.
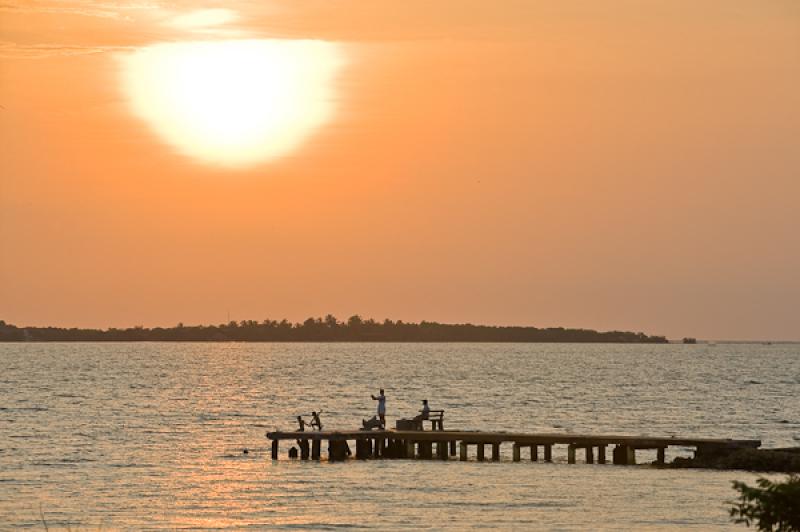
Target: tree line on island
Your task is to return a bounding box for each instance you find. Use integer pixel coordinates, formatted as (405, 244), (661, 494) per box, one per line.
(0, 316), (668, 343)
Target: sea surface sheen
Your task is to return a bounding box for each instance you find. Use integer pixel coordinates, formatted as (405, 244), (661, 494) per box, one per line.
(0, 342), (797, 530)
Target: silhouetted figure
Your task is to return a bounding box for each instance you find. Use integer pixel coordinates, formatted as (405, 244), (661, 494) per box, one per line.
(310, 411), (323, 431)
(362, 415), (382, 430)
(295, 415), (310, 455)
(371, 389), (386, 428)
(288, 446), (299, 459)
(413, 399), (431, 429)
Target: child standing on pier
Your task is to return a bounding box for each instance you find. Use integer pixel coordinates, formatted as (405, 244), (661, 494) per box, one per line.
(371, 389), (386, 428)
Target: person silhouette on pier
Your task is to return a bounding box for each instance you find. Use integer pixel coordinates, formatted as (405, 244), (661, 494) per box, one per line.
(371, 389), (386, 428)
(310, 411), (323, 431)
(295, 416), (311, 458)
(413, 399), (430, 430)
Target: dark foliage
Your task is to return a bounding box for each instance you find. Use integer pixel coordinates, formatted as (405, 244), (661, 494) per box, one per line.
(730, 475), (800, 531)
(0, 317), (668, 343)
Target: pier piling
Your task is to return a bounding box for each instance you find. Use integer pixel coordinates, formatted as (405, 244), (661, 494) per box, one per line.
(437, 441), (448, 460)
(312, 439), (321, 460)
(492, 443), (501, 461)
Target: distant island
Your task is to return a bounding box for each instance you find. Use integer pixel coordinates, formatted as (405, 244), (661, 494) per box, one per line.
(0, 316), (668, 343)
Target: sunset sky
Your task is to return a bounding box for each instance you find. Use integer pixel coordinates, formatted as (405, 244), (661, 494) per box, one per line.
(1, 1), (798, 340)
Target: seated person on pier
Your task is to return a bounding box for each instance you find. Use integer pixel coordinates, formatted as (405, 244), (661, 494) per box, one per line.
(413, 399), (431, 429)
(310, 411), (323, 431)
(414, 400), (445, 431)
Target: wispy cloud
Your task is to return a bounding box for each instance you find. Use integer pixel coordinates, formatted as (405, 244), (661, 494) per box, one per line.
(0, 0), (158, 20)
(0, 41), (133, 58)
(168, 8), (240, 30)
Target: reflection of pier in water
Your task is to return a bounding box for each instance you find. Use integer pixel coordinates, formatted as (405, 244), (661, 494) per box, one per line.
(266, 429), (760, 464)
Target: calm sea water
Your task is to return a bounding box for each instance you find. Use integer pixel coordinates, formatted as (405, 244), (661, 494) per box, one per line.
(0, 342), (798, 530)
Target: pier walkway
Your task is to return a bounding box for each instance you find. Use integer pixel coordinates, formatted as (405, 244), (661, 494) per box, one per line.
(266, 429), (760, 464)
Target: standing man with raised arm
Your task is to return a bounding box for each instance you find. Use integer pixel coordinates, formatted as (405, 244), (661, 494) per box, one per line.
(371, 389), (386, 428)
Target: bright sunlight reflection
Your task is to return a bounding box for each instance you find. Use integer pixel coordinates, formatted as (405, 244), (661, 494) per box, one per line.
(120, 40), (344, 167)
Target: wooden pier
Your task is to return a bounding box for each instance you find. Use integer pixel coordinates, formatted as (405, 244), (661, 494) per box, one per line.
(266, 429), (760, 465)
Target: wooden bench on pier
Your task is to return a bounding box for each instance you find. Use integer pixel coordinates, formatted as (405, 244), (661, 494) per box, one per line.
(424, 410), (445, 431)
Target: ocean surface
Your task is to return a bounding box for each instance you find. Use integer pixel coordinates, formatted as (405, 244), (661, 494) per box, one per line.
(0, 342), (798, 530)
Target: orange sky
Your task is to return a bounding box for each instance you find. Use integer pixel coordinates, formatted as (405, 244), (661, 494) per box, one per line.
(1, 1), (798, 340)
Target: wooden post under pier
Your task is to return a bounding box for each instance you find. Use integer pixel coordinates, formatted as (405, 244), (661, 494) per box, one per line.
(491, 443), (500, 461)
(406, 440), (416, 459)
(437, 441), (448, 460)
(420, 441), (433, 459)
(300, 439), (310, 460)
(311, 439), (321, 460)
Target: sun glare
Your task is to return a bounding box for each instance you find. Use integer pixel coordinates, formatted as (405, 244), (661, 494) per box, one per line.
(120, 40), (344, 167)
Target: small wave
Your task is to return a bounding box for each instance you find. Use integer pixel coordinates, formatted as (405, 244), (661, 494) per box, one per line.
(58, 457), (97, 464)
(31, 461), (78, 467)
(280, 524), (370, 530)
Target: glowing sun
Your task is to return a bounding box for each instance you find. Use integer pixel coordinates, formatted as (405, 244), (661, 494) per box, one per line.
(120, 40), (344, 167)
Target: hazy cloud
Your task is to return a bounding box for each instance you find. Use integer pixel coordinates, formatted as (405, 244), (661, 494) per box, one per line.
(0, 41), (132, 58)
(0, 0), (158, 19)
